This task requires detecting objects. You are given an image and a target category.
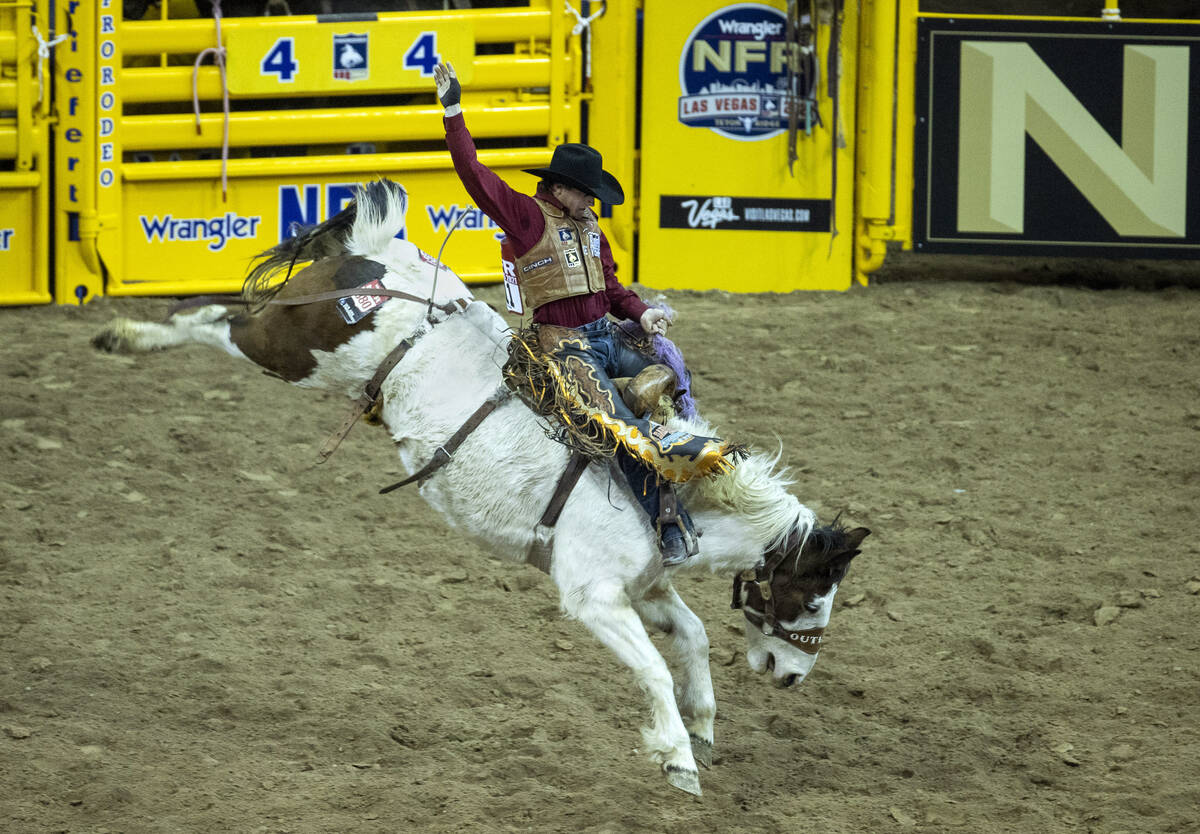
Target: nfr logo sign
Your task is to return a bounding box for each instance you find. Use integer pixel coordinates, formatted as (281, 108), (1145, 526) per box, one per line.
(677, 3), (799, 141)
(914, 18), (1200, 257)
(279, 184), (405, 241)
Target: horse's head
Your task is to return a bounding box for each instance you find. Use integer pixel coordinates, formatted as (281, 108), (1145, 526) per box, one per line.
(733, 521), (868, 688)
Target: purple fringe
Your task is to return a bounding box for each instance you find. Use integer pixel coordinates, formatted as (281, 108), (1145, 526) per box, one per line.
(618, 303), (698, 419)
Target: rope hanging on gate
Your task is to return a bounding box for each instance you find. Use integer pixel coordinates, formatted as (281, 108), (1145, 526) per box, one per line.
(31, 23), (68, 107)
(785, 0), (820, 176)
(828, 0), (844, 251)
(564, 0), (606, 79)
(192, 0), (232, 201)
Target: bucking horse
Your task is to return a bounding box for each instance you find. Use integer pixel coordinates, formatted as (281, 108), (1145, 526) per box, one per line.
(92, 179), (868, 796)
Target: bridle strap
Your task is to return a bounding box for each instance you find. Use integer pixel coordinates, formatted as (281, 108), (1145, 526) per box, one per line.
(379, 388), (511, 493)
(740, 606), (825, 655)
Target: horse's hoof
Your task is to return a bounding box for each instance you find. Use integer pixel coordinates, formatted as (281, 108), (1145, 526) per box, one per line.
(665, 764), (702, 796)
(689, 735), (713, 769)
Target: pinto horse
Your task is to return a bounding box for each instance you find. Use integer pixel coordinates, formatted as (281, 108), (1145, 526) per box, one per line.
(92, 179), (868, 796)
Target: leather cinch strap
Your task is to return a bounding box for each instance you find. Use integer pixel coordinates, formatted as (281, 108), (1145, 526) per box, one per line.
(526, 451), (591, 574)
(378, 389), (511, 493)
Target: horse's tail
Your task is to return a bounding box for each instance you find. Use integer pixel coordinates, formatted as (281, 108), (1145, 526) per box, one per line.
(241, 178), (408, 310)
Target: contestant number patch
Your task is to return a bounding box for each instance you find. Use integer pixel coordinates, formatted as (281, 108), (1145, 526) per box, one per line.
(336, 279), (389, 325)
(502, 257), (523, 314)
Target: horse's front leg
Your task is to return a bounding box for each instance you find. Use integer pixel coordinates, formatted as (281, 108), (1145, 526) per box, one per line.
(92, 304), (245, 358)
(633, 583), (716, 769)
(559, 578), (703, 796)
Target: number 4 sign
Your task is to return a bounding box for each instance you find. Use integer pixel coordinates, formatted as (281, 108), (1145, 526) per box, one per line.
(261, 37), (298, 82)
(229, 25), (472, 94)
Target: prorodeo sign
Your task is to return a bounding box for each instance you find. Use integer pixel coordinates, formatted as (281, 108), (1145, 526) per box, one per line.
(677, 3), (796, 141)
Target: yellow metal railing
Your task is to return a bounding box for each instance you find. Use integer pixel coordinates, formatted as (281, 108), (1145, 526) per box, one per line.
(0, 0), (52, 305)
(53, 0), (634, 301)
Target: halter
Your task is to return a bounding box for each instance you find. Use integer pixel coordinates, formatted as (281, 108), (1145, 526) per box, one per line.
(730, 528), (826, 655)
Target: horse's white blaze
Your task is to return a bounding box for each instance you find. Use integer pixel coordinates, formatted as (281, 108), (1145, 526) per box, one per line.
(744, 583), (839, 686)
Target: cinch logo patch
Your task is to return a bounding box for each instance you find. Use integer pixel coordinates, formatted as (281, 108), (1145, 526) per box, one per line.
(679, 3), (796, 140)
(522, 256), (553, 272)
(333, 34), (368, 81)
(0, 228), (13, 251)
(140, 213), (263, 252)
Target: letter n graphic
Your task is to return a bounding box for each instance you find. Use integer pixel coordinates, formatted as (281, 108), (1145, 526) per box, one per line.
(957, 42), (1188, 237)
(279, 185), (320, 241)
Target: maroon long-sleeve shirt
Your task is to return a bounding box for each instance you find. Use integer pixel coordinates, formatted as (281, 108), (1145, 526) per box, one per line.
(444, 113), (648, 328)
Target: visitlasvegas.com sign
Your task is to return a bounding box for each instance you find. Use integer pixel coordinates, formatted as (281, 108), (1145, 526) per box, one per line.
(678, 3), (798, 141)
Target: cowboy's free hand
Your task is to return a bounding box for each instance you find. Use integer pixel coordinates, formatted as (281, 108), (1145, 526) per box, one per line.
(640, 308), (670, 337)
(434, 62), (461, 109)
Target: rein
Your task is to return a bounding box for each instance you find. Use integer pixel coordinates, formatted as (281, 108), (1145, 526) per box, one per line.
(301, 289), (472, 462)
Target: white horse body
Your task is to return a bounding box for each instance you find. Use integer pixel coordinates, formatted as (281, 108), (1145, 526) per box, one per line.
(94, 181), (863, 796)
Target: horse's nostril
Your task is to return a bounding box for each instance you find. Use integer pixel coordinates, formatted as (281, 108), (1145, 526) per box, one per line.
(784, 674), (798, 687)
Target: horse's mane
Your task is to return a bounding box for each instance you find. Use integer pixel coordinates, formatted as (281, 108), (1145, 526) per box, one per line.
(241, 179), (408, 311)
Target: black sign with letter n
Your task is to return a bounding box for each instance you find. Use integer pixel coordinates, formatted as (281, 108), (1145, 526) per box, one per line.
(913, 17), (1200, 257)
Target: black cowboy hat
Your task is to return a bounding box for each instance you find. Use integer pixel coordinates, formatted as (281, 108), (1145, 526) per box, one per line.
(524, 143), (625, 206)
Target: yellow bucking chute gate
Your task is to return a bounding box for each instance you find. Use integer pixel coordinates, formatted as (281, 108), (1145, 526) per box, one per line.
(9, 0), (897, 306)
(16, 2), (1195, 306)
(1, 0), (54, 304)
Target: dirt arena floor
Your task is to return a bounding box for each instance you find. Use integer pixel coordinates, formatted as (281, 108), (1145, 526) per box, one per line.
(2, 256), (1198, 833)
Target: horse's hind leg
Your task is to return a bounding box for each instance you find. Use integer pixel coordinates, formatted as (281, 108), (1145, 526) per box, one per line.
(633, 584), (716, 769)
(560, 579), (703, 796)
(93, 304), (246, 358)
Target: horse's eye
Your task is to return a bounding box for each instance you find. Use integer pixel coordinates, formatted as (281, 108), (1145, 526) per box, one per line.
(804, 600), (822, 613)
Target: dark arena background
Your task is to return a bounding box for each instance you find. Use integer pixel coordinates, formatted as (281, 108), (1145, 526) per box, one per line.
(2, 1), (1198, 832)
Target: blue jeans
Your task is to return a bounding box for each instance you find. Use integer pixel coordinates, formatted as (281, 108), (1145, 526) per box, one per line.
(544, 318), (681, 534)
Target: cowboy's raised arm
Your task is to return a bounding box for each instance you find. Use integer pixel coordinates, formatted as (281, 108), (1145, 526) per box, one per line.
(434, 62), (543, 252)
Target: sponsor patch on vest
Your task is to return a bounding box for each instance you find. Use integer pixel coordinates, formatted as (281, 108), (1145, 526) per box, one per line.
(557, 227), (574, 242)
(563, 248), (580, 268)
(587, 231), (601, 257)
(522, 256), (554, 272)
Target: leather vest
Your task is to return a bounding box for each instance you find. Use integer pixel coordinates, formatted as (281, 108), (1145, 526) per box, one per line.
(513, 198), (606, 311)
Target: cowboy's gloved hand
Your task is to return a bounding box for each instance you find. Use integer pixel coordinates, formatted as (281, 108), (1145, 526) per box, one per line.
(434, 62), (461, 116)
(640, 307), (670, 337)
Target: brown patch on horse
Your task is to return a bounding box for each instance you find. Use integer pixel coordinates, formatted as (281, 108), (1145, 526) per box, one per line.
(229, 255), (387, 382)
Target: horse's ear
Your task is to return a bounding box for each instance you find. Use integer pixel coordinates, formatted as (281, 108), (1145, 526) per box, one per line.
(843, 527), (870, 552)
